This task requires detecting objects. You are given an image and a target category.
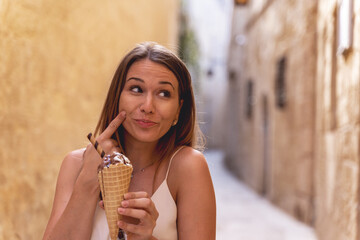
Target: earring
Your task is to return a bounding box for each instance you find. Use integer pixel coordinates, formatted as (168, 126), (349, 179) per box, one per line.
(172, 119), (178, 126)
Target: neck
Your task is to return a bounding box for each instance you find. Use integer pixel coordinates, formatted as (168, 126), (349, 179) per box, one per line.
(123, 137), (159, 171)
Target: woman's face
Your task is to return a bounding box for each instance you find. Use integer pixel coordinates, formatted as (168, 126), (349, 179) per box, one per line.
(119, 59), (182, 144)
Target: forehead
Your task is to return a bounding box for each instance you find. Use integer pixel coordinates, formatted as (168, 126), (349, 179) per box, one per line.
(126, 59), (178, 86)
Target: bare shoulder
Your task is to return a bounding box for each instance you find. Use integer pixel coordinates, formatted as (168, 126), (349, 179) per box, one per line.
(52, 148), (86, 208)
(56, 148), (86, 192)
(60, 148), (86, 174)
(172, 146), (207, 171)
(169, 146), (211, 187)
(65, 148), (85, 161)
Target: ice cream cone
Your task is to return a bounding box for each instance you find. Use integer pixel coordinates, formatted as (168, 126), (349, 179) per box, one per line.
(98, 162), (133, 240)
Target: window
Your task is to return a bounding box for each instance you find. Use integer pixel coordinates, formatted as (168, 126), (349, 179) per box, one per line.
(275, 57), (287, 108)
(337, 0), (353, 55)
(246, 79), (254, 118)
(228, 70), (237, 81)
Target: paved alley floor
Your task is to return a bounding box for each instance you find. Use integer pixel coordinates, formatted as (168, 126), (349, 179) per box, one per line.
(204, 150), (318, 240)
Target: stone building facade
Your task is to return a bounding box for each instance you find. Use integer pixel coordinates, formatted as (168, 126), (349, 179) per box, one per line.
(226, 0), (360, 239)
(0, 1), (179, 239)
(316, 0), (360, 239)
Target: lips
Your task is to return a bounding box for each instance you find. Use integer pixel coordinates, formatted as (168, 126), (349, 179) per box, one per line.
(134, 119), (157, 128)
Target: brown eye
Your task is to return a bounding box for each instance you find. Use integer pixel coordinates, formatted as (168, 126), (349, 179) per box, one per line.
(130, 86), (142, 93)
(159, 90), (171, 98)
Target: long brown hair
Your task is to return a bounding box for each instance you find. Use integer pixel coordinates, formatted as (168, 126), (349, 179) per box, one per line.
(95, 42), (204, 160)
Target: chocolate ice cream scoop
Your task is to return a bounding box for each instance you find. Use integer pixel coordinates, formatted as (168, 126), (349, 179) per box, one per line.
(102, 152), (132, 169)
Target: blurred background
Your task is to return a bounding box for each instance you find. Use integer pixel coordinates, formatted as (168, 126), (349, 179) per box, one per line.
(1, 0), (359, 239)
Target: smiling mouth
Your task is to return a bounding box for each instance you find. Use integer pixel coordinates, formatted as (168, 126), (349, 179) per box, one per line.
(134, 119), (157, 128)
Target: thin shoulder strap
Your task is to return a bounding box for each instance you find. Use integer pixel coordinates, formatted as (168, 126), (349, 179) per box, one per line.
(165, 146), (185, 179)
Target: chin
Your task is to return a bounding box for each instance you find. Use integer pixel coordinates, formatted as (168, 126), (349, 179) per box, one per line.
(124, 130), (161, 144)
(135, 134), (163, 143)
(125, 126), (170, 142)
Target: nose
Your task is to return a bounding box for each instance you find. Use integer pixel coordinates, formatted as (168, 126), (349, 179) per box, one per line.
(139, 94), (155, 114)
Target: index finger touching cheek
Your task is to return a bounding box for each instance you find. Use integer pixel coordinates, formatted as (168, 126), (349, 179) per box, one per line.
(98, 111), (126, 140)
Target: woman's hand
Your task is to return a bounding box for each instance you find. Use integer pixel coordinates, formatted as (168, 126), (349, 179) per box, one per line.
(80, 111), (127, 186)
(118, 192), (159, 240)
(96, 111), (127, 154)
(83, 112), (126, 169)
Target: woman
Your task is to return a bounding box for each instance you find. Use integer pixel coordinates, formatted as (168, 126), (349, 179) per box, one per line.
(42, 42), (216, 240)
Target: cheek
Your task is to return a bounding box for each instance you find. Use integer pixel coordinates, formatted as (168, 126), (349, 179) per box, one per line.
(118, 96), (133, 128)
(118, 96), (125, 112)
(119, 95), (135, 112)
(159, 103), (180, 120)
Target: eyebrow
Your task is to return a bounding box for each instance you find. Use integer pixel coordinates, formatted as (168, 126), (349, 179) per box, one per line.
(127, 77), (144, 83)
(127, 77), (175, 90)
(159, 81), (175, 90)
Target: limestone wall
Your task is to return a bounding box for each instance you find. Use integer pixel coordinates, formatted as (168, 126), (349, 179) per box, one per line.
(228, 0), (360, 238)
(227, 0), (317, 224)
(315, 0), (360, 239)
(0, 0), (179, 239)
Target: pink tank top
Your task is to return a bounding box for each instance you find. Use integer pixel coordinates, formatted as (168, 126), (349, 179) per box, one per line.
(91, 147), (183, 240)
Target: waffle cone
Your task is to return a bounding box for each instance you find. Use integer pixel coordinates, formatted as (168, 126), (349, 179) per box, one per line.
(98, 164), (133, 240)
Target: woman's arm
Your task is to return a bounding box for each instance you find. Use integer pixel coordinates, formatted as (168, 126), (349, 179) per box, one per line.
(42, 146), (102, 240)
(43, 112), (127, 239)
(173, 148), (216, 240)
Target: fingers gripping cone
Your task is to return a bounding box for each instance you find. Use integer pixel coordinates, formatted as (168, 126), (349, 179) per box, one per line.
(98, 163), (133, 240)
(87, 133), (133, 240)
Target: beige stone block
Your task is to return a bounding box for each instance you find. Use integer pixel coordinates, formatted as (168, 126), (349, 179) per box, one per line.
(332, 161), (359, 240)
(293, 195), (313, 224)
(324, 132), (337, 211)
(337, 126), (359, 164)
(336, 61), (360, 127)
(294, 156), (313, 196)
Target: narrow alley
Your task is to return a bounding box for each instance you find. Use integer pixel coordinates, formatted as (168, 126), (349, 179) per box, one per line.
(2, 0), (359, 239)
(205, 150), (318, 240)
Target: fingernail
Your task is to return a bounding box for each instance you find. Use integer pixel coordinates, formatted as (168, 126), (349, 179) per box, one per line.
(120, 111), (126, 117)
(118, 207), (125, 213)
(121, 201), (129, 207)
